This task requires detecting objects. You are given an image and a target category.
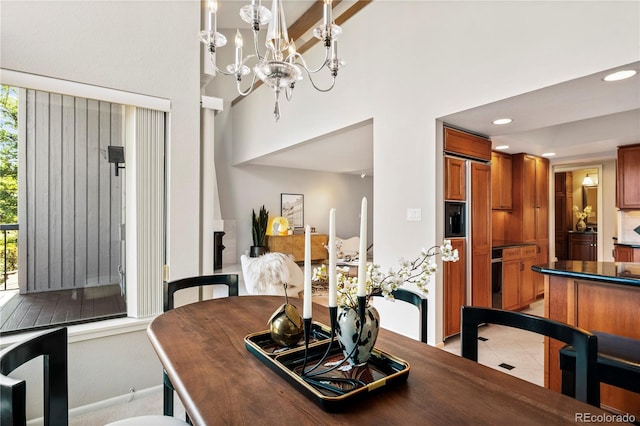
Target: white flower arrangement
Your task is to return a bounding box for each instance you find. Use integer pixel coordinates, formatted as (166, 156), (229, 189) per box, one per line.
(573, 205), (592, 220)
(313, 239), (459, 309)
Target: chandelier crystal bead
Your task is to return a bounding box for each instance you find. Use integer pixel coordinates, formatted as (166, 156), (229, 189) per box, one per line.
(201, 0), (344, 121)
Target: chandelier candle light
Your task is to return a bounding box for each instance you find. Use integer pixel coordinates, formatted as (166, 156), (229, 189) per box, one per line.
(200, 0), (345, 121)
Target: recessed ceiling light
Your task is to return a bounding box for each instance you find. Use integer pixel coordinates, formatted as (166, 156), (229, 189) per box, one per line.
(603, 70), (637, 82)
(542, 152), (556, 157)
(495, 145), (509, 150)
(492, 118), (512, 125)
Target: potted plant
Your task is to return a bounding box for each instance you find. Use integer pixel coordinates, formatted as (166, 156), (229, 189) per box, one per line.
(250, 205), (269, 257)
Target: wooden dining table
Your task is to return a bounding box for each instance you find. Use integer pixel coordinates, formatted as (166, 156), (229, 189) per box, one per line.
(147, 296), (612, 425)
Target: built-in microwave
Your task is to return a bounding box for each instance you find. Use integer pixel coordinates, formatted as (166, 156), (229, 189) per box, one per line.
(445, 201), (466, 238)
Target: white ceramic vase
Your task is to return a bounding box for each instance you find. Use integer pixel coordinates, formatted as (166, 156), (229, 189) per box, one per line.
(336, 305), (380, 365)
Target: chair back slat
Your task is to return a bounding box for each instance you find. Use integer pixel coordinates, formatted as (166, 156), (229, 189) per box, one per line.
(0, 327), (68, 426)
(164, 274), (239, 312)
(460, 306), (599, 407)
(161, 273), (238, 418)
(372, 288), (428, 343)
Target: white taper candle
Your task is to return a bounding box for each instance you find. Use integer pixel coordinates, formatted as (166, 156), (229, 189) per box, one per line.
(328, 208), (337, 307)
(357, 197), (367, 297)
(303, 224), (312, 318)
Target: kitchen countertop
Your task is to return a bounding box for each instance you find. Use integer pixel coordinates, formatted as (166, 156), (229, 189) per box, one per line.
(532, 261), (640, 287)
(492, 240), (537, 249)
(613, 241), (640, 248)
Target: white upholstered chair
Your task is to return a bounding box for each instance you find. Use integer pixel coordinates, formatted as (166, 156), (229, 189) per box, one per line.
(240, 252), (302, 298)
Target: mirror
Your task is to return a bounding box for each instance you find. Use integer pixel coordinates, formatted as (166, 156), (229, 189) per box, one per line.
(582, 185), (598, 226)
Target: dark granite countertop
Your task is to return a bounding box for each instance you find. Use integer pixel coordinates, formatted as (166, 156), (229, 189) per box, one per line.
(614, 241), (640, 248)
(532, 261), (640, 287)
(567, 231), (598, 234)
(492, 241), (537, 249)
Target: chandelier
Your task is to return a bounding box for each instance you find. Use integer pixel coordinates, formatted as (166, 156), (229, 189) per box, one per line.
(200, 0), (344, 121)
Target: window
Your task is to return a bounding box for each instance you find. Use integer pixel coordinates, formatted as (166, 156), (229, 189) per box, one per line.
(0, 74), (169, 334)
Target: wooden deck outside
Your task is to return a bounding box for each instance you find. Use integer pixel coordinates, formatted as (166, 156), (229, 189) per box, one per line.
(0, 284), (126, 334)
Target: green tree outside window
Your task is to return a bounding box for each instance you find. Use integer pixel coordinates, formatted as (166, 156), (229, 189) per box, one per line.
(1, 85), (19, 277)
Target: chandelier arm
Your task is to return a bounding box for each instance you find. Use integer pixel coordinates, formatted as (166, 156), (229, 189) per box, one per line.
(302, 68), (337, 93)
(206, 54), (237, 76)
(293, 48), (331, 74)
(252, 29), (266, 62)
(285, 85), (294, 101)
(236, 73), (259, 96)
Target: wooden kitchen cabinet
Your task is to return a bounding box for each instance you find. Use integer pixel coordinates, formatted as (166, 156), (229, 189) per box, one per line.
(471, 162), (492, 308)
(567, 232), (597, 261)
(554, 172), (573, 261)
(616, 143), (640, 209)
(502, 256), (521, 311)
(266, 234), (328, 262)
(491, 151), (512, 210)
(444, 156), (466, 201)
(444, 238), (466, 338)
(501, 246), (537, 311)
(444, 127), (492, 161)
(509, 153), (549, 296)
(613, 245), (640, 262)
(520, 246), (538, 306)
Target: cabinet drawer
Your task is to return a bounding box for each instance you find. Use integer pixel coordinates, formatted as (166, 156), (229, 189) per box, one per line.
(521, 246), (537, 258)
(502, 247), (521, 261)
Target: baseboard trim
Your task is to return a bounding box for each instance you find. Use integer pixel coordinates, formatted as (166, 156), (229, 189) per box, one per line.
(26, 385), (163, 426)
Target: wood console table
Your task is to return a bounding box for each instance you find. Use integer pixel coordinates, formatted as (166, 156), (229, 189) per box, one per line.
(147, 296), (609, 425)
(266, 234), (328, 262)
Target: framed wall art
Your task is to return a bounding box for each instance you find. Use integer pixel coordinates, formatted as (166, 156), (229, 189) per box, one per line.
(281, 193), (304, 228)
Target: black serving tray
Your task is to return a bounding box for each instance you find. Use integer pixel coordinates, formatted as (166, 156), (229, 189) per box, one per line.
(245, 322), (332, 356)
(245, 325), (410, 411)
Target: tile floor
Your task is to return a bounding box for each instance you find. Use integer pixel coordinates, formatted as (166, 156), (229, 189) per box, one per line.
(441, 299), (545, 386)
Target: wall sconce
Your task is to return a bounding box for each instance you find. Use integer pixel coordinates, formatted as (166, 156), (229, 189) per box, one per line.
(107, 146), (125, 176)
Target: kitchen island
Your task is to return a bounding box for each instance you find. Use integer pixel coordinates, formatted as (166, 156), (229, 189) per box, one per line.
(533, 261), (640, 417)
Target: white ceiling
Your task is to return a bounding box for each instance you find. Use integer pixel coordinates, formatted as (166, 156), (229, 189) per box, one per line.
(212, 2), (640, 174)
(442, 62), (640, 161)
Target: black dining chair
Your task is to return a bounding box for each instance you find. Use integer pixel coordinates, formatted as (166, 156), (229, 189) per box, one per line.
(560, 330), (640, 405)
(1, 327), (68, 426)
(372, 288), (428, 343)
(0, 327), (187, 426)
(162, 274), (239, 419)
(460, 306), (600, 406)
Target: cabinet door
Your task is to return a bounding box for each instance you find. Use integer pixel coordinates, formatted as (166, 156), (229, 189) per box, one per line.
(617, 144), (640, 209)
(534, 157), (549, 241)
(522, 156), (537, 242)
(502, 259), (520, 311)
(568, 234), (596, 261)
(535, 243), (548, 297)
(445, 157), (466, 201)
(520, 255), (537, 306)
(444, 238), (466, 337)
(614, 246), (633, 262)
(491, 152), (512, 210)
(471, 163), (492, 307)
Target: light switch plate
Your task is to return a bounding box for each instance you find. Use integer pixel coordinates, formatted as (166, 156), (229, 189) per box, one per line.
(407, 208), (422, 221)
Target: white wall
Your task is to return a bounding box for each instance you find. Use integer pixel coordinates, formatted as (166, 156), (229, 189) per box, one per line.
(1, 0), (201, 413)
(1, 0), (638, 415)
(210, 81), (374, 259)
(218, 1), (640, 344)
(216, 162), (374, 257)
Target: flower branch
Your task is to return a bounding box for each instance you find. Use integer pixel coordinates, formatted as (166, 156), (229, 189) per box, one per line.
(313, 239), (459, 309)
